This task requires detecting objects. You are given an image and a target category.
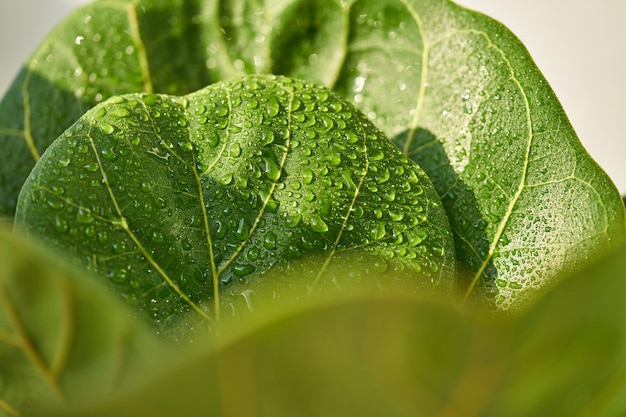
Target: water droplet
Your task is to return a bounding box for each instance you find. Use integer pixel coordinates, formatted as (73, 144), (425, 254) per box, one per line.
(260, 127), (275, 146)
(113, 240), (127, 254)
(151, 230), (165, 243)
(141, 182), (153, 193)
(407, 230), (427, 247)
(388, 210), (404, 222)
(375, 169), (390, 184)
(229, 143), (242, 158)
(341, 170), (356, 189)
(108, 268), (127, 284)
(235, 218), (250, 241)
(47, 199), (64, 211)
(233, 263), (255, 277)
(263, 156), (280, 181)
(101, 142), (116, 161)
(263, 231), (277, 249)
(84, 162), (99, 172)
(220, 173), (234, 185)
(370, 150), (385, 161)
(370, 222), (386, 240)
(76, 208), (94, 224)
(54, 216), (68, 233)
(100, 121), (115, 134)
(302, 168), (314, 185)
(97, 231), (109, 244)
(384, 190), (396, 202)
(247, 246), (260, 261)
(85, 225), (96, 237)
(310, 216), (329, 233)
(215, 220), (227, 239)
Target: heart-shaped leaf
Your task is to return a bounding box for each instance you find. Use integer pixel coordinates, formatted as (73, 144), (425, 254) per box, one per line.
(14, 75), (455, 331)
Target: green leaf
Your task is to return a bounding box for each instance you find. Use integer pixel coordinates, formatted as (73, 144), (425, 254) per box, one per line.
(377, 1), (626, 309)
(0, 225), (168, 416)
(1, 0), (624, 309)
(36, 243), (626, 417)
(0, 0), (215, 215)
(14, 75), (455, 332)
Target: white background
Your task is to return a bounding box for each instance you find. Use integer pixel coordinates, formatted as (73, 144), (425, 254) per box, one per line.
(1, 0), (625, 194)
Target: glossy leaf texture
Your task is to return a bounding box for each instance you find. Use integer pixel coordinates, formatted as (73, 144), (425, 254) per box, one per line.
(0, 226), (167, 417)
(14, 75), (455, 331)
(37, 242), (626, 417)
(1, 0), (624, 310)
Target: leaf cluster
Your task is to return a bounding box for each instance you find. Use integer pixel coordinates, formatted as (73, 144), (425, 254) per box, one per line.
(0, 0), (625, 415)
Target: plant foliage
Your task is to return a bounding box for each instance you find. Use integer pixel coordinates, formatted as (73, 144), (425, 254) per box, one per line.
(0, 0), (625, 415)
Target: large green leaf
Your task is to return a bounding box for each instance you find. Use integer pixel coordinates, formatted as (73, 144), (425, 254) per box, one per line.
(14, 75), (455, 331)
(33, 242), (626, 417)
(0, 226), (168, 416)
(1, 0), (623, 309)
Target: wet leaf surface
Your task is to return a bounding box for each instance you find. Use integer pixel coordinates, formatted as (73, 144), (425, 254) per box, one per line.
(15, 75), (455, 331)
(1, 0), (623, 309)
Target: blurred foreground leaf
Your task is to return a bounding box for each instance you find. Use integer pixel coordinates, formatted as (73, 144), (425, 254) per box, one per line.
(31, 243), (626, 417)
(0, 227), (169, 416)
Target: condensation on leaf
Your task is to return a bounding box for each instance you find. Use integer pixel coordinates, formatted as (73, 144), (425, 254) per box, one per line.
(15, 75), (455, 331)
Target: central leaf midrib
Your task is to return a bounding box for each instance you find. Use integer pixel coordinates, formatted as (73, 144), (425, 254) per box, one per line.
(89, 103), (213, 324)
(215, 83), (295, 277)
(309, 120), (370, 292)
(463, 41), (534, 299)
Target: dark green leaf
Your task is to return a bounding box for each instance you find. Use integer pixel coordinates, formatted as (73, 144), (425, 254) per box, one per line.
(0, 226), (167, 416)
(14, 75), (455, 332)
(1, 0), (623, 309)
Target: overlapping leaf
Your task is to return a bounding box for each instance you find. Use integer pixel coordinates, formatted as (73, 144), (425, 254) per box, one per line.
(33, 242), (626, 417)
(15, 75), (455, 330)
(1, 0), (624, 309)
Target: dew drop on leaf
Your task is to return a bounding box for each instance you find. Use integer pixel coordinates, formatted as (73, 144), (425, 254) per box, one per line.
(47, 199), (64, 211)
(99, 121), (115, 134)
(76, 208), (94, 224)
(235, 218), (250, 241)
(84, 162), (99, 173)
(112, 241), (127, 254)
(370, 222), (386, 240)
(263, 156), (280, 181)
(310, 215), (329, 233)
(233, 263), (255, 277)
(108, 267), (127, 284)
(54, 216), (68, 233)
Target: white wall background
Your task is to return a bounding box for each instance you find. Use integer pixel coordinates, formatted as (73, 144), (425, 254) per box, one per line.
(1, 0), (625, 194)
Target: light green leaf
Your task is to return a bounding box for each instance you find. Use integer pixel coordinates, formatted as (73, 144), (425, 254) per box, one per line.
(35, 243), (626, 417)
(1, 0), (623, 309)
(0, 225), (168, 416)
(14, 75), (455, 332)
